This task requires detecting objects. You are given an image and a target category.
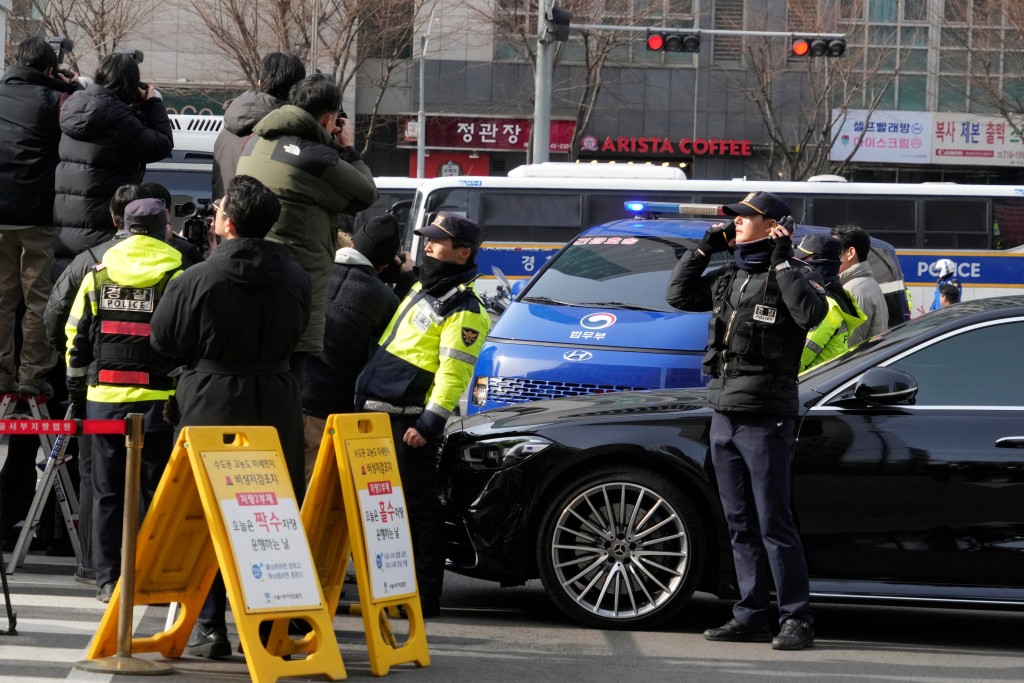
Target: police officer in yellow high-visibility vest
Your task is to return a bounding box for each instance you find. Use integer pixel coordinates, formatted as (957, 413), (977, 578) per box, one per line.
(795, 234), (867, 372)
(356, 212), (491, 618)
(64, 198), (182, 603)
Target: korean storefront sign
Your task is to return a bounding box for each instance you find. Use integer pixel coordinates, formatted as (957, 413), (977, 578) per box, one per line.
(400, 116), (576, 152)
(578, 134), (752, 157)
(831, 109), (1024, 167)
(203, 450), (321, 610)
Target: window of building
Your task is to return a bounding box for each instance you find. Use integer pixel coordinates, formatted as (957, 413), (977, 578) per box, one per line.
(713, 0), (744, 64)
(903, 0), (928, 21)
(868, 0), (898, 22)
(358, 0), (415, 60)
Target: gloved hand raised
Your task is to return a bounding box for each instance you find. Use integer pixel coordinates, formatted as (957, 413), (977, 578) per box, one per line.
(697, 220), (736, 255)
(770, 216), (795, 265)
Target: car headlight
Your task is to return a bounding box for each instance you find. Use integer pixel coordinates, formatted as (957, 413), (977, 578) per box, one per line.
(460, 436), (552, 469)
(471, 376), (488, 406)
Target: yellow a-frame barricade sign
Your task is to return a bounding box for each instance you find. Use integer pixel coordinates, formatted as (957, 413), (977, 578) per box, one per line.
(85, 426), (345, 683)
(268, 412), (430, 676)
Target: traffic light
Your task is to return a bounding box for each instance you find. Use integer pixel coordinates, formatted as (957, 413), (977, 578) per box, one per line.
(550, 6), (571, 42)
(791, 36), (846, 57)
(646, 31), (701, 53)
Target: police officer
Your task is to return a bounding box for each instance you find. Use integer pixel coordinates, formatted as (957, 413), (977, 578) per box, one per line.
(356, 212), (491, 618)
(64, 198), (181, 602)
(665, 191), (826, 651)
(795, 234), (866, 371)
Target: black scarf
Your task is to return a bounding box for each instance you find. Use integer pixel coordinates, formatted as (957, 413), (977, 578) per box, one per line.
(419, 256), (477, 296)
(733, 238), (773, 272)
(803, 258), (841, 289)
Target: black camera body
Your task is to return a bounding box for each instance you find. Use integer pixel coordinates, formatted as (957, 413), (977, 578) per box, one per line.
(48, 36), (74, 78)
(177, 198), (214, 254)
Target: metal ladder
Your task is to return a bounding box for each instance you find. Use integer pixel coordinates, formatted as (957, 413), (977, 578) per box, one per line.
(1, 393), (82, 574)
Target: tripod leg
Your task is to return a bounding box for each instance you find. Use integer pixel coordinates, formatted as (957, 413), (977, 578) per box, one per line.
(0, 545), (17, 635)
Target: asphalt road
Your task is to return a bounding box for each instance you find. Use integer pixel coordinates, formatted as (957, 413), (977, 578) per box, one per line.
(1, 553), (1022, 682)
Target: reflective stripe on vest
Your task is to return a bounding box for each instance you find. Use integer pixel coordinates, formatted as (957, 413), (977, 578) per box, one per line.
(100, 320), (152, 336)
(98, 369), (151, 385)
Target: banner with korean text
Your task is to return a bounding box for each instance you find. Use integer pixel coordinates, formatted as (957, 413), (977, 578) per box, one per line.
(831, 109), (1024, 167)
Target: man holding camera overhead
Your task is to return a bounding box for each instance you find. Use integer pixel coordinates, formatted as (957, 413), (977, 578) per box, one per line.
(237, 73), (378, 373)
(53, 49), (172, 270)
(0, 37), (82, 398)
(666, 191), (827, 651)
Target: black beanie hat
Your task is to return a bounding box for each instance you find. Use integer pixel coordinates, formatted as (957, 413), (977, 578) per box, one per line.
(352, 213), (401, 267)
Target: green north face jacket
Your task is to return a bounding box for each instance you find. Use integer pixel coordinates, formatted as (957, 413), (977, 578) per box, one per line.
(237, 104), (378, 354)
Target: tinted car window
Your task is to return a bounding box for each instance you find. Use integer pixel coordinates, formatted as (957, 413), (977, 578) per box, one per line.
(523, 235), (726, 313)
(888, 320), (1024, 406)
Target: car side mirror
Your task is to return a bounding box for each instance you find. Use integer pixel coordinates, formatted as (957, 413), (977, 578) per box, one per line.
(852, 367), (918, 405)
(510, 280), (526, 298)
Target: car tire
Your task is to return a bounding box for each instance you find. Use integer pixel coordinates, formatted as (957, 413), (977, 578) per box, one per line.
(535, 467), (704, 629)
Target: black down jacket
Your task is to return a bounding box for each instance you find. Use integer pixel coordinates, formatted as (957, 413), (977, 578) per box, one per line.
(53, 84), (173, 259)
(0, 65), (81, 225)
(149, 237), (311, 499)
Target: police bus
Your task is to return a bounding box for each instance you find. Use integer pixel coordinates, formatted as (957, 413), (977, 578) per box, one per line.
(404, 168), (1024, 314)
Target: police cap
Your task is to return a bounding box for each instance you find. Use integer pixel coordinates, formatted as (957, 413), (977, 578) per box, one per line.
(415, 212), (482, 247)
(721, 191), (792, 221)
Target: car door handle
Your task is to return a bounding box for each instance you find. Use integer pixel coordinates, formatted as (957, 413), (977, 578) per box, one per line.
(995, 437), (1024, 448)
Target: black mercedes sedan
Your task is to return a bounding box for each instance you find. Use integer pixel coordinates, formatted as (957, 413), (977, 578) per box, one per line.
(439, 296), (1024, 629)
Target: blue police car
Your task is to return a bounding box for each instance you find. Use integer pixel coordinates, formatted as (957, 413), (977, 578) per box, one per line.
(467, 205), (908, 414)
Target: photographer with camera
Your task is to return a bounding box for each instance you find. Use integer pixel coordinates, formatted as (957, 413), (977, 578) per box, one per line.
(53, 51), (172, 270)
(666, 191), (826, 651)
(0, 37), (83, 399)
(139, 182), (206, 266)
(212, 52), (305, 199)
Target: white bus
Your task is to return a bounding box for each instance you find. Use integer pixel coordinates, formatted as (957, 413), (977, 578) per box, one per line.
(406, 170), (1024, 318)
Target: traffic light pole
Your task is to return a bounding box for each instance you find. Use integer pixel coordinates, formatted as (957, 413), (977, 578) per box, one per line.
(530, 13), (845, 164)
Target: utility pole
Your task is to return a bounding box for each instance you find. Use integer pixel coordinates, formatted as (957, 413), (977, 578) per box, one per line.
(531, 1), (555, 164)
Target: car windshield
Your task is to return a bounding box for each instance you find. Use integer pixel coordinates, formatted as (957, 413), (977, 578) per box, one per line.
(522, 235), (725, 313)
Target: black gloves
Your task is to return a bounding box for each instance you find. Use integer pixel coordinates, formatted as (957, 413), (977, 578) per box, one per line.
(771, 216), (796, 266)
(771, 234), (793, 266)
(697, 220), (736, 255)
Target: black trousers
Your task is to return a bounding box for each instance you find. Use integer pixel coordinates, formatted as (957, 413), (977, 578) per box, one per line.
(709, 411), (812, 627)
(388, 414), (445, 605)
(89, 400), (172, 589)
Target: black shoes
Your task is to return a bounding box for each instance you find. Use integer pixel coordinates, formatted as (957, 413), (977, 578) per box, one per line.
(96, 582), (115, 603)
(771, 618), (814, 650)
(703, 618), (772, 643)
(185, 622), (231, 659)
(74, 566), (96, 585)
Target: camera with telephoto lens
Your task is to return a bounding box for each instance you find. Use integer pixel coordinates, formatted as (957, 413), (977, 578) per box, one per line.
(47, 36), (74, 78)
(177, 198), (214, 255)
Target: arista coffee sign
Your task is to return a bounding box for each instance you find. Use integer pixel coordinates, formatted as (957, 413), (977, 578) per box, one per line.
(581, 135), (753, 157)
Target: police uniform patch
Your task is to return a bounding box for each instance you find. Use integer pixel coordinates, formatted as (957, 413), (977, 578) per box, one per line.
(810, 280), (826, 294)
(99, 283), (155, 312)
(752, 304), (777, 324)
(461, 327), (480, 346)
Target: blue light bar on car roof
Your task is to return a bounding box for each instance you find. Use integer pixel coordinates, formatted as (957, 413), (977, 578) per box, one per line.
(624, 201), (725, 217)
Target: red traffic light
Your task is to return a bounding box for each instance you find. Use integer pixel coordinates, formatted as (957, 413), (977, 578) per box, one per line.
(646, 31), (700, 53)
(792, 36), (846, 57)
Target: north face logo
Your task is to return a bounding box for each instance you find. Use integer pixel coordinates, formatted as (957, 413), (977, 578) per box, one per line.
(283, 144), (300, 156)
